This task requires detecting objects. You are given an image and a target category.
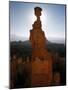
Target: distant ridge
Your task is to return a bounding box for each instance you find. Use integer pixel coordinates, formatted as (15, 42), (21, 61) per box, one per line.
(10, 39), (65, 58)
(11, 39), (51, 45)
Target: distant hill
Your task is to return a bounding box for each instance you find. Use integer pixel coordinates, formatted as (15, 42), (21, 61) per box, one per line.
(10, 39), (51, 46)
(10, 40), (66, 58)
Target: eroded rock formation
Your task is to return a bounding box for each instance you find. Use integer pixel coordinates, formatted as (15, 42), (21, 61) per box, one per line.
(29, 7), (53, 86)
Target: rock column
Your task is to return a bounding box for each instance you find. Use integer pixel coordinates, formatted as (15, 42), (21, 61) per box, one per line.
(29, 7), (53, 87)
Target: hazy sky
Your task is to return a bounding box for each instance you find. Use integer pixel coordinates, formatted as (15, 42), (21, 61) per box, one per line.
(10, 1), (66, 43)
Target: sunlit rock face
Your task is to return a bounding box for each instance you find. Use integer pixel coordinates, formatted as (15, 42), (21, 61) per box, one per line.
(29, 7), (53, 86)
